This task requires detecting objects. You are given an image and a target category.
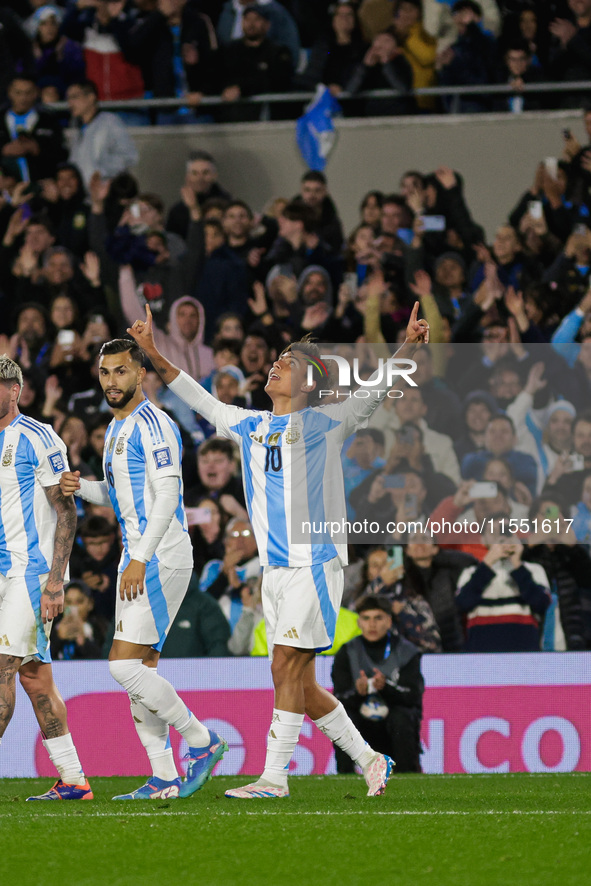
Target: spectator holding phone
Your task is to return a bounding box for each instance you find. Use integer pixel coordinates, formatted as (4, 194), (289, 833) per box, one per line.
(543, 410), (591, 507)
(50, 580), (106, 661)
(462, 414), (539, 496)
(343, 428), (385, 519)
(199, 517), (261, 633)
(350, 424), (455, 535)
(404, 535), (476, 652)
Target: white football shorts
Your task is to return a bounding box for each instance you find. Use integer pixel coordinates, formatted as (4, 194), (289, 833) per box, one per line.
(261, 556), (344, 656)
(113, 563), (192, 652)
(0, 572), (52, 664)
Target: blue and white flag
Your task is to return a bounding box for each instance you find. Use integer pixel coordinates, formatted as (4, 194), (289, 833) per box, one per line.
(295, 85), (341, 171)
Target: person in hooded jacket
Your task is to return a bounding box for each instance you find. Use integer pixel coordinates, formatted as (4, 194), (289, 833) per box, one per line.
(121, 290), (214, 381)
(292, 264), (335, 338)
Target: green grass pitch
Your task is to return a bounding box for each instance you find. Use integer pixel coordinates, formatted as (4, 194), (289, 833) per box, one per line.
(2, 774), (589, 886)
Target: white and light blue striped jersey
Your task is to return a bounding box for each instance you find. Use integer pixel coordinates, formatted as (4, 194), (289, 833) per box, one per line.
(169, 372), (381, 568)
(0, 414), (69, 578)
(103, 399), (193, 572)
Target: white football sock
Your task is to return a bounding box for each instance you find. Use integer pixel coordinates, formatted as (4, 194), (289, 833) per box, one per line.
(109, 660), (209, 748)
(129, 699), (178, 782)
(43, 733), (86, 785)
(313, 702), (375, 770)
(260, 709), (304, 788)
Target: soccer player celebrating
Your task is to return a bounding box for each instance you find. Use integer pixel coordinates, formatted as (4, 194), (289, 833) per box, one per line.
(0, 355), (91, 801)
(59, 340), (227, 800)
(128, 305), (429, 799)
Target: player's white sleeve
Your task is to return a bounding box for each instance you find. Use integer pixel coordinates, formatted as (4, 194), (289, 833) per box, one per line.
(77, 477), (111, 505)
(131, 475), (180, 564)
(33, 428), (69, 486)
(320, 347), (418, 438)
(168, 370), (229, 423)
(168, 369), (255, 437)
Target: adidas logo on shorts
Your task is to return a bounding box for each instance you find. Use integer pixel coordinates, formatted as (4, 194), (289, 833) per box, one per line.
(283, 627), (299, 639)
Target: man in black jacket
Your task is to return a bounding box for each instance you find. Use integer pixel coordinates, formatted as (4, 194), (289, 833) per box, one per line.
(219, 4), (293, 122)
(332, 595), (424, 773)
(125, 0), (218, 105)
(0, 75), (66, 182)
(345, 30), (414, 117)
(291, 171), (344, 255)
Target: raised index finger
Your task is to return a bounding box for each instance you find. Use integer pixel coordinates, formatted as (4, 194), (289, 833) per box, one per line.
(410, 300), (419, 323)
(145, 304), (153, 324)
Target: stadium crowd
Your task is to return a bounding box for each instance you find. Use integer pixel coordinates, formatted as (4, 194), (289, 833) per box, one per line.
(0, 1), (590, 121)
(2, 6), (591, 662)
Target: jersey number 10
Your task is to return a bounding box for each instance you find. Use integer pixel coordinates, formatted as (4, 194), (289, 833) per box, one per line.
(264, 446), (282, 473)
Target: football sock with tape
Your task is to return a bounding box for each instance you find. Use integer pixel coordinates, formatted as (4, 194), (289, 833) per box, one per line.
(260, 709), (304, 788)
(43, 733), (86, 785)
(109, 660), (209, 748)
(129, 699), (178, 781)
(313, 702), (375, 770)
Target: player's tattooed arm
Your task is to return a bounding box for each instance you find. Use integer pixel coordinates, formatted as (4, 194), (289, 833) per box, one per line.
(127, 304), (181, 384)
(41, 484), (78, 623)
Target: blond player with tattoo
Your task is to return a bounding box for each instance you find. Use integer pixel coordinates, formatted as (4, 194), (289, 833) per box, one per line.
(0, 355), (91, 800)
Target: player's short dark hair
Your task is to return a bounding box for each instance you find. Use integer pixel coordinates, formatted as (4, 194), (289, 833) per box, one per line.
(283, 335), (336, 407)
(99, 338), (144, 366)
(79, 515), (116, 538)
(356, 595), (393, 616)
(197, 437), (235, 460)
(302, 170), (327, 186)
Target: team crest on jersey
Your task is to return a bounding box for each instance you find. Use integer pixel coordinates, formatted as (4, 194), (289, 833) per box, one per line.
(48, 451), (66, 474)
(285, 428), (300, 444)
(2, 446), (13, 466)
(153, 447), (173, 468)
(115, 436), (126, 455)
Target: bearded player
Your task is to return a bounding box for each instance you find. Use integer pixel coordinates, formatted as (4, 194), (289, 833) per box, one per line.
(60, 339), (227, 800)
